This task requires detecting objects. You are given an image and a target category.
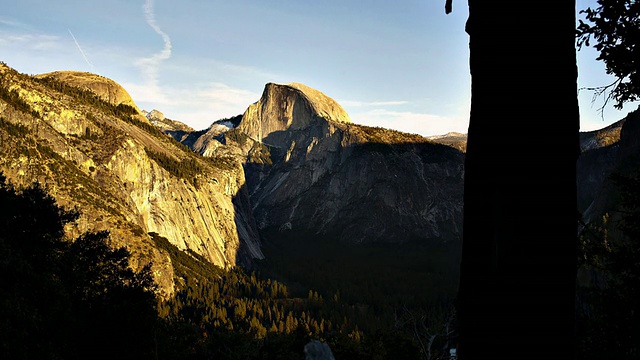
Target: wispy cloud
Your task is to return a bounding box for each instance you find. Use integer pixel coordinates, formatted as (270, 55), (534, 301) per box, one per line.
(135, 0), (172, 99)
(0, 32), (60, 50)
(164, 85), (259, 129)
(190, 82), (260, 108)
(350, 108), (468, 137)
(340, 100), (409, 107)
(0, 17), (56, 49)
(68, 29), (95, 73)
(123, 81), (260, 130)
(0, 19), (25, 28)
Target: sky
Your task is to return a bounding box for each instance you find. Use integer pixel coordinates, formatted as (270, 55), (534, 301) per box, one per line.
(0, 0), (637, 136)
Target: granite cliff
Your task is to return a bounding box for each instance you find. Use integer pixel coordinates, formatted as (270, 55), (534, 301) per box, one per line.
(5, 59), (635, 305)
(35, 70), (142, 112)
(577, 108), (640, 223)
(0, 63), (263, 296)
(185, 82), (465, 245)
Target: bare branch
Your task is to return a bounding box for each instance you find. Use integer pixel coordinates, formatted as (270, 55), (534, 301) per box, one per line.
(578, 78), (623, 121)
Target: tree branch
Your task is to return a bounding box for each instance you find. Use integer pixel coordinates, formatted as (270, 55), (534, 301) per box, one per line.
(578, 78), (623, 120)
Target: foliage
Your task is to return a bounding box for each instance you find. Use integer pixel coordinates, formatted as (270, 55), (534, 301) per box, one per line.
(0, 84), (40, 118)
(121, 111), (170, 138)
(204, 154), (238, 171)
(224, 127), (250, 147)
(0, 168), (456, 359)
(31, 75), (188, 148)
(247, 140), (274, 165)
(145, 149), (204, 186)
(577, 0), (640, 109)
(576, 171), (640, 360)
(0, 116), (31, 137)
(32, 76), (138, 117)
(259, 231), (459, 310)
(150, 232), (447, 359)
(0, 173), (158, 359)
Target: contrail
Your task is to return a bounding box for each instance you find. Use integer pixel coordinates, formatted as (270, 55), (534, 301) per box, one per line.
(68, 29), (95, 73)
(140, 0), (172, 88)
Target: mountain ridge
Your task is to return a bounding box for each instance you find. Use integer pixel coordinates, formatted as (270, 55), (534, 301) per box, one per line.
(4, 60), (637, 300)
(178, 81), (465, 245)
(0, 62), (264, 296)
(34, 70), (143, 115)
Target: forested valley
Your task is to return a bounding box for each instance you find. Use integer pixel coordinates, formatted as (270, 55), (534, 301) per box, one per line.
(4, 163), (638, 359)
(0, 173), (458, 359)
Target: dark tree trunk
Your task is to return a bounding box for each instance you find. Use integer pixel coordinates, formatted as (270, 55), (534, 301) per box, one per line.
(457, 2), (579, 359)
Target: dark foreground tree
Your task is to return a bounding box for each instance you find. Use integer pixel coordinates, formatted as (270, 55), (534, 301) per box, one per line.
(0, 174), (157, 359)
(0, 174), (83, 358)
(577, 171), (640, 360)
(452, 2), (580, 359)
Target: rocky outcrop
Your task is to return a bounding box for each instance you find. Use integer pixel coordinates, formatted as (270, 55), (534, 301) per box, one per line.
(143, 109), (195, 133)
(248, 124), (464, 244)
(195, 82), (465, 245)
(237, 82), (351, 145)
(103, 137), (262, 267)
(578, 107), (640, 222)
(427, 132), (468, 152)
(35, 70), (140, 111)
(579, 119), (625, 152)
(0, 63), (263, 296)
(304, 340), (335, 360)
(145, 109), (165, 121)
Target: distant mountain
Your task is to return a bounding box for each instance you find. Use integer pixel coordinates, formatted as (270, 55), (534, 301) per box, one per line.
(142, 109), (195, 133)
(579, 119), (625, 152)
(176, 82), (465, 245)
(4, 59), (636, 300)
(162, 81), (466, 316)
(35, 70), (141, 111)
(577, 108), (640, 223)
(427, 132), (467, 152)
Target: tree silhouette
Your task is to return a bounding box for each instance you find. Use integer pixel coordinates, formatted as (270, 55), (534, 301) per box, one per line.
(0, 174), (79, 359)
(0, 173), (157, 359)
(577, 171), (640, 359)
(64, 231), (158, 360)
(577, 0), (640, 109)
(452, 2), (579, 359)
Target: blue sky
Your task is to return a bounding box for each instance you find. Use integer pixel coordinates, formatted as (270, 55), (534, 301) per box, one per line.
(1, 0), (637, 136)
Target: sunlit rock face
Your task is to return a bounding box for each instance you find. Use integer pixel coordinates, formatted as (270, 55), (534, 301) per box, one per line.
(0, 63), (263, 296)
(35, 71), (141, 111)
(103, 138), (262, 267)
(145, 109), (165, 121)
(199, 82), (465, 245)
(579, 119), (625, 152)
(143, 109), (195, 133)
(427, 132), (468, 153)
(238, 82), (351, 145)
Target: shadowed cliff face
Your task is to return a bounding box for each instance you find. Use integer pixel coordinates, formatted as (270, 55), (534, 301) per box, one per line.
(255, 140), (464, 244)
(196, 82), (465, 245)
(578, 108), (640, 223)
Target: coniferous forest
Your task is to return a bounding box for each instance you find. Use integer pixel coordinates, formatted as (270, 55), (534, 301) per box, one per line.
(0, 173), (157, 359)
(2, 164), (639, 359)
(0, 173), (457, 359)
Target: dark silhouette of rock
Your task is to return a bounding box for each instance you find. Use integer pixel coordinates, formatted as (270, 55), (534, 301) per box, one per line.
(304, 340), (335, 360)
